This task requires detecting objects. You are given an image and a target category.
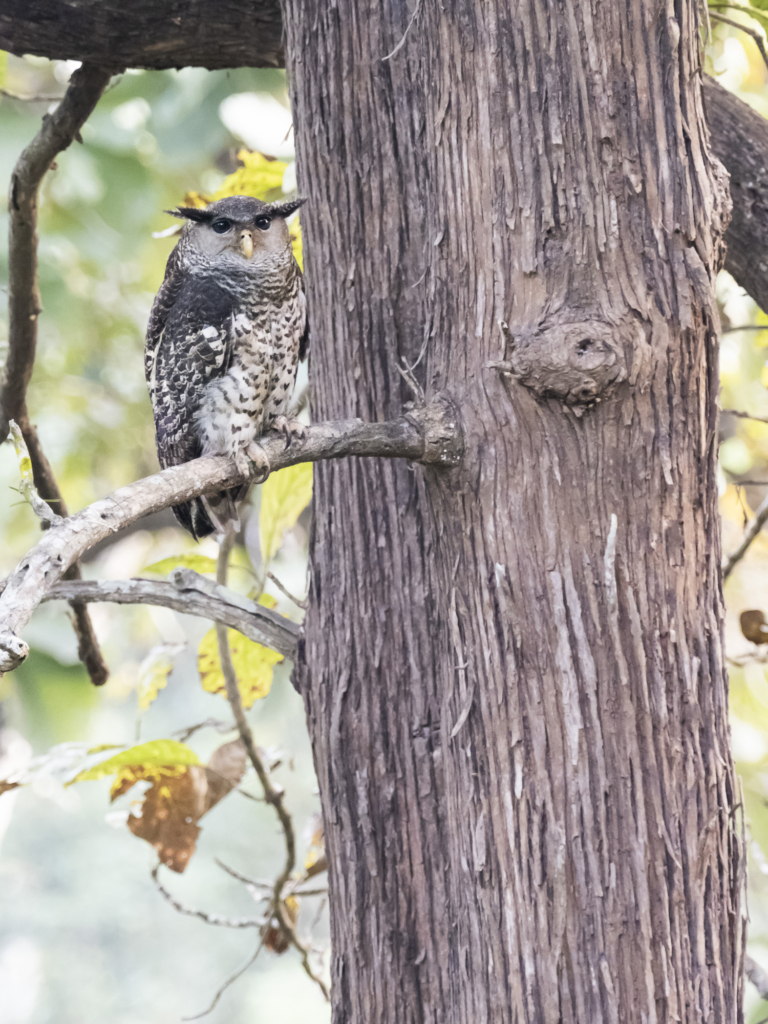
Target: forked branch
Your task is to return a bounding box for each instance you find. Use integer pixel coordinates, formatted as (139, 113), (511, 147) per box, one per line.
(0, 398), (461, 673)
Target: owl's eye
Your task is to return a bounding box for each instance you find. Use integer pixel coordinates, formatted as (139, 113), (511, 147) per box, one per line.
(255, 216), (272, 231)
(211, 219), (232, 234)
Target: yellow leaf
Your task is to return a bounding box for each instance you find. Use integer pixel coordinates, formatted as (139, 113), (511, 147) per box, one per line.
(183, 190), (212, 209)
(260, 463), (313, 564)
(213, 150), (288, 203)
(110, 763), (189, 800)
(198, 626), (283, 709)
(137, 643), (184, 713)
(71, 740), (200, 785)
(0, 52), (7, 92)
(141, 553), (218, 576)
(289, 219), (303, 271)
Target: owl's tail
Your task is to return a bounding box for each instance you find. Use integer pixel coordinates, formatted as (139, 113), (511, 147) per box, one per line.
(172, 490), (240, 540)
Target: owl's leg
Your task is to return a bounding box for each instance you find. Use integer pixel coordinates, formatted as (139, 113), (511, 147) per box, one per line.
(273, 415), (307, 447)
(243, 441), (271, 483)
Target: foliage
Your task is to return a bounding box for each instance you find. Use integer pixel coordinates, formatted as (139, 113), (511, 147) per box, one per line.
(197, 596), (284, 709)
(260, 462), (313, 563)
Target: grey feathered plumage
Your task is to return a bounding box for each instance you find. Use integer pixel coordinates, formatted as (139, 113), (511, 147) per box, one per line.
(145, 195), (308, 538)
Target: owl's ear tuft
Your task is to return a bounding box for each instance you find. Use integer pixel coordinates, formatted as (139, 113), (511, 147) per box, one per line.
(263, 197), (308, 219)
(165, 207), (214, 223)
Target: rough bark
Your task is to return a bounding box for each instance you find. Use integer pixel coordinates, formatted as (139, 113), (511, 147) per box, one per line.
(286, 2), (744, 1022)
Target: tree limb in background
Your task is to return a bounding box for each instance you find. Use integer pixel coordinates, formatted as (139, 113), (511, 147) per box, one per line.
(723, 491), (768, 579)
(215, 528), (329, 1001)
(0, 401), (461, 673)
(1, 63), (115, 685)
(746, 954), (768, 1001)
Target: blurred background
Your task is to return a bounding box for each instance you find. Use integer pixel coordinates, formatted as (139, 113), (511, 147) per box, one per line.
(0, 55), (328, 1024)
(3, 17), (768, 1024)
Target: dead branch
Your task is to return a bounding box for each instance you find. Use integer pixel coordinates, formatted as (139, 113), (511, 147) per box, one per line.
(215, 529), (329, 1002)
(0, 400), (460, 673)
(151, 863), (266, 929)
(1, 63), (115, 685)
(41, 576), (300, 659)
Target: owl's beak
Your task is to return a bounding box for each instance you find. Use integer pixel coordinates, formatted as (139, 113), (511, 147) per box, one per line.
(239, 231), (254, 259)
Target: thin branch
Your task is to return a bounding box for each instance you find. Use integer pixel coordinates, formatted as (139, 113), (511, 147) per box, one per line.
(215, 529), (329, 1002)
(722, 408), (768, 426)
(151, 864), (265, 929)
(266, 570), (307, 609)
(722, 325), (768, 334)
(1, 63), (114, 686)
(0, 398), (461, 673)
(709, 10), (768, 73)
(40, 576), (300, 659)
(182, 934), (268, 1022)
(174, 718), (235, 743)
(747, 954), (768, 1002)
(723, 491), (768, 579)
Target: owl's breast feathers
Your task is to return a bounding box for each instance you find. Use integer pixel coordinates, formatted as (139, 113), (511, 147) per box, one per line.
(145, 267), (305, 473)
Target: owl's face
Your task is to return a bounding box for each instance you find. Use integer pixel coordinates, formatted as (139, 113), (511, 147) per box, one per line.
(169, 195), (305, 272)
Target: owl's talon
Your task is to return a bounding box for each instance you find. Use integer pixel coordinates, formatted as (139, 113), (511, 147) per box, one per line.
(273, 415), (307, 448)
(245, 441), (271, 483)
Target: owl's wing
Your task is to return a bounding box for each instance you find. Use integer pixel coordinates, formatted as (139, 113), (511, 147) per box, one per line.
(150, 277), (237, 469)
(298, 271), (310, 362)
(145, 246), (185, 404)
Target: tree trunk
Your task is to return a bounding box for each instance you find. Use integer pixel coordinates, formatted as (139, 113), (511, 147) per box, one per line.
(285, 2), (745, 1021)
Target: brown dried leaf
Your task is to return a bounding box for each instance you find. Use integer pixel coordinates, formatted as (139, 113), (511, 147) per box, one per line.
(127, 765), (209, 873)
(741, 609), (768, 645)
(203, 739), (248, 814)
(262, 896), (299, 954)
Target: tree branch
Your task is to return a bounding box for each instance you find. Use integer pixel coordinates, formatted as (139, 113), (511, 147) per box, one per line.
(0, 0), (283, 71)
(1, 63), (115, 686)
(746, 954), (768, 1002)
(151, 863), (266, 929)
(0, 401), (461, 673)
(215, 529), (329, 1002)
(723, 491), (768, 579)
(40, 576), (300, 659)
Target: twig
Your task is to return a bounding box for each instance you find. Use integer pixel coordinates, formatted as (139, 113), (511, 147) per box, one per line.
(723, 491), (768, 579)
(7, 420), (62, 526)
(182, 934), (268, 1021)
(709, 10), (768, 73)
(722, 325), (768, 334)
(215, 529), (329, 1002)
(747, 954), (768, 1001)
(40, 576), (300, 659)
(266, 570), (307, 609)
(0, 399), (461, 673)
(174, 718), (235, 743)
(1, 63), (114, 687)
(151, 864), (265, 929)
(382, 0), (422, 61)
(722, 408), (768, 426)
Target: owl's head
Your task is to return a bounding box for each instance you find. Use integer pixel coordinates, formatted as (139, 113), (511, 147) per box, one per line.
(167, 195), (305, 269)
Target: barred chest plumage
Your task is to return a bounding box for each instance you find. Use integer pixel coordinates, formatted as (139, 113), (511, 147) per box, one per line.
(194, 275), (306, 459)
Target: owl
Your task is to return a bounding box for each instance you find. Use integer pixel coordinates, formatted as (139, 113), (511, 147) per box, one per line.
(145, 195), (308, 539)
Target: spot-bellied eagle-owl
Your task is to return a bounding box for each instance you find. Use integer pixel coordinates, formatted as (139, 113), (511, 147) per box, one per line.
(144, 195), (308, 539)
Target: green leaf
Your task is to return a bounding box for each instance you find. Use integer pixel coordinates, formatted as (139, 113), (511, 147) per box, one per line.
(198, 615), (283, 709)
(141, 553), (218, 576)
(137, 642), (185, 713)
(213, 150), (288, 203)
(260, 462), (313, 564)
(70, 740), (200, 784)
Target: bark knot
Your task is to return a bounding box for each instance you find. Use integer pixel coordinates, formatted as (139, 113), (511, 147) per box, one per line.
(495, 318), (630, 406)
